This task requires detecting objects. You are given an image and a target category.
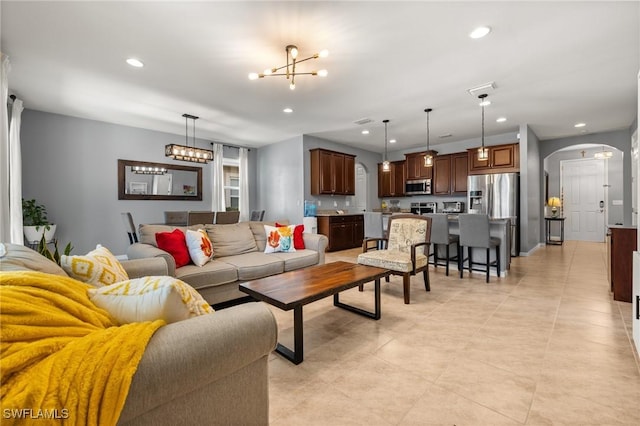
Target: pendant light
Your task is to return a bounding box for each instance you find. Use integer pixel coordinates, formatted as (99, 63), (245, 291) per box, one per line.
(382, 119), (390, 172)
(423, 108), (435, 167)
(165, 114), (214, 164)
(477, 94), (489, 161)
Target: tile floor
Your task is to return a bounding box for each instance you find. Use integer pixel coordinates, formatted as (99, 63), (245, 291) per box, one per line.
(267, 241), (640, 425)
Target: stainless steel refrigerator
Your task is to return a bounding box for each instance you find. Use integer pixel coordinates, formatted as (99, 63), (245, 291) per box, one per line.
(467, 173), (520, 256)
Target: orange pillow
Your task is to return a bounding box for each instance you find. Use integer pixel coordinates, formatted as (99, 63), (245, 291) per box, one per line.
(276, 222), (305, 249)
(156, 229), (191, 267)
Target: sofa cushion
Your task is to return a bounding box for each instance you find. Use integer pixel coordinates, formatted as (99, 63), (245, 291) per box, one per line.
(218, 252), (284, 281)
(88, 276), (213, 324)
(156, 229), (191, 268)
(0, 243), (67, 276)
(205, 223), (258, 257)
(264, 225), (296, 253)
(269, 249), (319, 271)
(248, 221), (279, 252)
(276, 222), (305, 249)
(176, 259), (238, 290)
(61, 245), (129, 287)
(138, 224), (196, 246)
(185, 229), (214, 266)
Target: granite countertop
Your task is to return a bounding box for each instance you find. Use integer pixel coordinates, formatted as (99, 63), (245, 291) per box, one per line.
(315, 212), (364, 217)
(607, 224), (637, 229)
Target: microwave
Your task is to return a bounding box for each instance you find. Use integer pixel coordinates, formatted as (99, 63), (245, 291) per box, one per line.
(405, 179), (432, 195)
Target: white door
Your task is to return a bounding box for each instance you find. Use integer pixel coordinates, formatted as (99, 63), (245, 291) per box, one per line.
(152, 174), (173, 195)
(561, 158), (606, 242)
(354, 163), (368, 212)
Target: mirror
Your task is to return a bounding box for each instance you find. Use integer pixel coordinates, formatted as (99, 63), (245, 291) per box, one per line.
(118, 159), (203, 200)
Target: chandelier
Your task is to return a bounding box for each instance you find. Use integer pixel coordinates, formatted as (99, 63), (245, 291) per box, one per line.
(423, 108), (437, 167)
(248, 45), (328, 90)
(382, 119), (390, 172)
(477, 94), (489, 161)
(165, 114), (213, 164)
(594, 146), (613, 159)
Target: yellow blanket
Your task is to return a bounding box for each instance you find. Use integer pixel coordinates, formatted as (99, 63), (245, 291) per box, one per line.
(0, 271), (165, 425)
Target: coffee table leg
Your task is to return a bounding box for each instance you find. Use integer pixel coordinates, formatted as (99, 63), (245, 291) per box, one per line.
(333, 278), (382, 320)
(275, 306), (304, 364)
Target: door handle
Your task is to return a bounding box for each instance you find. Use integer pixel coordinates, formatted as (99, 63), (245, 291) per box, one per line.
(636, 295), (640, 320)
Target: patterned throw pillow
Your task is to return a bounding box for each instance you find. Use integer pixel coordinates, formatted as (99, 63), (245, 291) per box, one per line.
(276, 222), (305, 249)
(88, 276), (213, 324)
(185, 229), (213, 266)
(155, 229), (191, 267)
(264, 225), (296, 253)
(61, 245), (129, 287)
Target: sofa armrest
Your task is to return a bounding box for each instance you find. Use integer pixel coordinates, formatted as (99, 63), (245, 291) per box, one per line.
(303, 233), (329, 264)
(118, 302), (278, 424)
(126, 243), (176, 276)
(120, 258), (170, 278)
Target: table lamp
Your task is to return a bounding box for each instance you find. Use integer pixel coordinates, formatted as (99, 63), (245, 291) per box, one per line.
(548, 197), (561, 217)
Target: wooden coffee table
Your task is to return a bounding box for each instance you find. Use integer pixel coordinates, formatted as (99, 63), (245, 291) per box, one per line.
(239, 261), (391, 364)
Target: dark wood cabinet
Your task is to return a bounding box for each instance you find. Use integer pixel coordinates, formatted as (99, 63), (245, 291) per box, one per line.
(608, 226), (637, 303)
(310, 149), (356, 195)
(433, 152), (468, 195)
(405, 152), (433, 180)
(468, 143), (519, 175)
(317, 215), (365, 252)
(378, 161), (406, 198)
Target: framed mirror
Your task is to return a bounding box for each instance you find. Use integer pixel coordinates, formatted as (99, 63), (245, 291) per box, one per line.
(118, 159), (203, 200)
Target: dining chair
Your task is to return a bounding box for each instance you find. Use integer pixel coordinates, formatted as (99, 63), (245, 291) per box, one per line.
(250, 210), (265, 221)
(423, 213), (459, 276)
(164, 211), (188, 226)
(458, 213), (501, 283)
(120, 212), (138, 244)
(215, 211), (240, 224)
(187, 211), (215, 226)
(357, 214), (432, 304)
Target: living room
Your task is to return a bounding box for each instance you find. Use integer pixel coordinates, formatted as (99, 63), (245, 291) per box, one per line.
(2, 1), (640, 425)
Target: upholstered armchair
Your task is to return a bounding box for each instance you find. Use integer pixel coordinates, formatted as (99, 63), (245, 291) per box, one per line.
(357, 214), (432, 304)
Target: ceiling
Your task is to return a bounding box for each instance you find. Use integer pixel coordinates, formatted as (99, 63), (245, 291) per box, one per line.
(1, 1), (638, 153)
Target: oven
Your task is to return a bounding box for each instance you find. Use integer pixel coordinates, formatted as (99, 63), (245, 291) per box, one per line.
(405, 179), (432, 195)
(410, 202), (437, 215)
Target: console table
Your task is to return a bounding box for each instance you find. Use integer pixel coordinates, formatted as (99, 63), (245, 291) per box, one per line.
(545, 217), (565, 245)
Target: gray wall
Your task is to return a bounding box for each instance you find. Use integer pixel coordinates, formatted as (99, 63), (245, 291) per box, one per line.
(256, 135), (304, 224)
(540, 129), (633, 226)
(519, 124), (541, 254)
(20, 109), (256, 255)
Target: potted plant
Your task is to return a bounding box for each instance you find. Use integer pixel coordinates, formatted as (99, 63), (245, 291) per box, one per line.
(22, 198), (57, 243)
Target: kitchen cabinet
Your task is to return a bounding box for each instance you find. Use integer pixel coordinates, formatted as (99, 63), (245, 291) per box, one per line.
(405, 152), (433, 180)
(433, 152), (468, 195)
(468, 143), (519, 175)
(317, 215), (365, 252)
(310, 148), (356, 195)
(378, 161), (406, 198)
(607, 226), (637, 303)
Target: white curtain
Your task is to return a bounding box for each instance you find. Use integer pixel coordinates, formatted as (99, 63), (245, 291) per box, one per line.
(8, 97), (24, 244)
(239, 147), (249, 222)
(0, 53), (18, 243)
(211, 143), (226, 212)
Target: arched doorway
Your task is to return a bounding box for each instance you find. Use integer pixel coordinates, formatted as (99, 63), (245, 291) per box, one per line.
(353, 163), (368, 212)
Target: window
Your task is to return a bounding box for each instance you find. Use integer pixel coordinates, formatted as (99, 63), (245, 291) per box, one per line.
(223, 160), (239, 211)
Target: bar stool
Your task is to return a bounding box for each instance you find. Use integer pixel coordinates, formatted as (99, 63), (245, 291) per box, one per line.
(458, 214), (501, 283)
(424, 213), (459, 276)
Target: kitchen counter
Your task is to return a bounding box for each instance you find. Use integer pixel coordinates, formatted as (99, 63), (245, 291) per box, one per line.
(315, 212), (364, 217)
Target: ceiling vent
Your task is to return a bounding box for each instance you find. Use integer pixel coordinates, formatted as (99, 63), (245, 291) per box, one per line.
(353, 118), (373, 126)
(467, 82), (496, 97)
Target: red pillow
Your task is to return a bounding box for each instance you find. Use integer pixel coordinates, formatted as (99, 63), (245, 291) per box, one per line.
(155, 229), (191, 267)
(276, 223), (305, 249)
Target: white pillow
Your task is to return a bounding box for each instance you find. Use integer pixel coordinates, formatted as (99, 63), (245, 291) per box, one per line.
(61, 244), (128, 287)
(264, 225), (296, 253)
(185, 229), (213, 266)
(88, 276), (214, 324)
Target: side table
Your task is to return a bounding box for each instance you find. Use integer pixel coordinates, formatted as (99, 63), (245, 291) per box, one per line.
(545, 217), (565, 245)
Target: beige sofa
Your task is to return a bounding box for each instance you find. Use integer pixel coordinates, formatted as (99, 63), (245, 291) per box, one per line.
(127, 221), (329, 305)
(0, 243), (278, 425)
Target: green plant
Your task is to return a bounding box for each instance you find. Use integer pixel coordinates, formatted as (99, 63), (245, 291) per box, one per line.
(22, 198), (51, 231)
(37, 233), (73, 266)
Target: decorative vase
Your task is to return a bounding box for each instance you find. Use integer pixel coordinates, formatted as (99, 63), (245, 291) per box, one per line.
(24, 224), (57, 244)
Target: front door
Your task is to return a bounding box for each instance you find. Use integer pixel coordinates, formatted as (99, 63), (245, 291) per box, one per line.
(561, 158), (606, 242)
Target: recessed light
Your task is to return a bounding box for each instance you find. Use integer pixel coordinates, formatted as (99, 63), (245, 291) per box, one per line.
(496, 117), (507, 123)
(469, 26), (491, 39)
(126, 58), (144, 68)
(361, 130), (370, 135)
(283, 108), (293, 113)
(574, 123), (586, 128)
(389, 139), (397, 144)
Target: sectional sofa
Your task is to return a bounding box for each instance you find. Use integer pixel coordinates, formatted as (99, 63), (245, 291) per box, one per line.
(127, 221), (329, 305)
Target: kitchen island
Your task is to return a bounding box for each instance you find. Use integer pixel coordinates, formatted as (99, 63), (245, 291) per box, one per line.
(316, 213), (365, 252)
(446, 216), (511, 276)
